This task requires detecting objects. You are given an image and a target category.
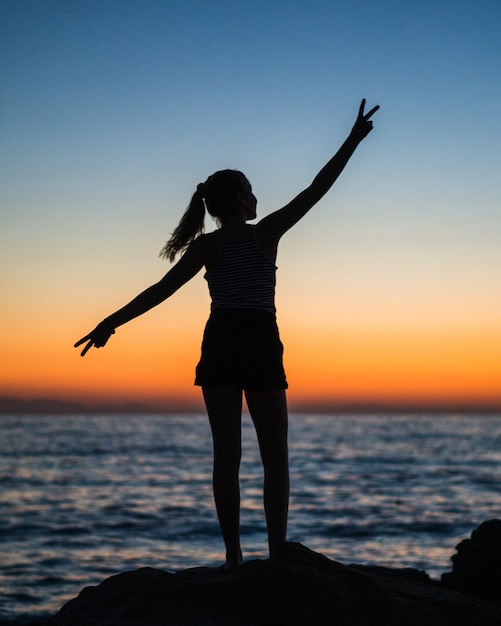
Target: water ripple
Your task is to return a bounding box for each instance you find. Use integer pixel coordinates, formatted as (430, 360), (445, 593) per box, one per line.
(1, 413), (500, 622)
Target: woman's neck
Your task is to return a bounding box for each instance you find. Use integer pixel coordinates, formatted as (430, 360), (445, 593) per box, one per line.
(219, 218), (253, 243)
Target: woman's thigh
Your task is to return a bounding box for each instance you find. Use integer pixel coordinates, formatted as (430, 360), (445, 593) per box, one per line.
(245, 389), (288, 461)
(203, 386), (243, 461)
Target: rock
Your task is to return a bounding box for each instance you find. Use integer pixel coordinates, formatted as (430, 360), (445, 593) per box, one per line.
(442, 518), (501, 606)
(46, 541), (501, 626)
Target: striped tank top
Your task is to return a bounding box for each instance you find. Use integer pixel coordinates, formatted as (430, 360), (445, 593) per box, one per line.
(205, 228), (277, 314)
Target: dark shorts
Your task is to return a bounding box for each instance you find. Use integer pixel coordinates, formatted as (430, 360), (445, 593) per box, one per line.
(195, 308), (288, 390)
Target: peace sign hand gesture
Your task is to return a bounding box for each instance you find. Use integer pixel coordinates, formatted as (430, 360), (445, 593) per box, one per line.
(351, 99), (380, 140)
(74, 321), (115, 356)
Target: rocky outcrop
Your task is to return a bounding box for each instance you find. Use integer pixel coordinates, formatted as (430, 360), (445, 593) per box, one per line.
(46, 539), (501, 626)
(442, 519), (501, 606)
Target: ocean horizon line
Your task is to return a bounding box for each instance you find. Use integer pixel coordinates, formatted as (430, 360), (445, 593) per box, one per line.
(1, 395), (500, 416)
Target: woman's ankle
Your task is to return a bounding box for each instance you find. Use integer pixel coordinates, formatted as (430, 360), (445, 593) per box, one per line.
(223, 549), (243, 571)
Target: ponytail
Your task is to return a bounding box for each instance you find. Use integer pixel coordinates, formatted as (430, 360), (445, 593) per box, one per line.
(160, 187), (206, 262)
(160, 170), (248, 262)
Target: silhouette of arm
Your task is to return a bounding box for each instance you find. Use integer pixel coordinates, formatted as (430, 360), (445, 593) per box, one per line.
(74, 237), (206, 356)
(259, 99), (379, 240)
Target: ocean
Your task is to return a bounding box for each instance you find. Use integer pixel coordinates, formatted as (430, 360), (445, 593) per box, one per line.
(1, 413), (500, 624)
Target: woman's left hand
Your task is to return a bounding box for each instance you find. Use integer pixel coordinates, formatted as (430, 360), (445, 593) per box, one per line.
(74, 321), (115, 356)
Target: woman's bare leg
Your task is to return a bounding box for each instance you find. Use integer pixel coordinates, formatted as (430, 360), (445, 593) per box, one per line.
(245, 388), (289, 558)
(202, 386), (243, 569)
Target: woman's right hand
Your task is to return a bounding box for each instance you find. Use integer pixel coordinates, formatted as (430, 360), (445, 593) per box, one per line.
(350, 98), (380, 140)
(74, 321), (115, 356)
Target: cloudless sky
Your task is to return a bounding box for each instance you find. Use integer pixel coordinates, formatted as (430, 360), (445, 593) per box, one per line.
(1, 0), (500, 410)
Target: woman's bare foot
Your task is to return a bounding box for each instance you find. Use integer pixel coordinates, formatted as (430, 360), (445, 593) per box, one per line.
(269, 540), (287, 560)
(219, 550), (243, 572)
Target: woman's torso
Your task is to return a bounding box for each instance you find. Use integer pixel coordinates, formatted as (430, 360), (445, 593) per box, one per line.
(203, 225), (277, 314)
(202, 223), (277, 270)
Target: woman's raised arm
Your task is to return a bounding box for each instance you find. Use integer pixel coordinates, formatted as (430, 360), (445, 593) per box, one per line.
(259, 99), (379, 240)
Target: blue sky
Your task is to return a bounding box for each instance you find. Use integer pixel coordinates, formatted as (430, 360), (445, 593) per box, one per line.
(1, 0), (500, 407)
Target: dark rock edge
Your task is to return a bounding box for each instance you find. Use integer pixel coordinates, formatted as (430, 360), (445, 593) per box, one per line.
(45, 540), (501, 626)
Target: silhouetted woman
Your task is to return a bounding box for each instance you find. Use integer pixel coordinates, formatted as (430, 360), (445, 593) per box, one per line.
(75, 99), (379, 570)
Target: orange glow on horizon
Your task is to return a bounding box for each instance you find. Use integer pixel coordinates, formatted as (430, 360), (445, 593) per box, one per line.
(2, 308), (500, 411)
(284, 327), (501, 407)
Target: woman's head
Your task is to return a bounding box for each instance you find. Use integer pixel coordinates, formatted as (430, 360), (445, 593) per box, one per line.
(160, 169), (253, 262)
(198, 169), (252, 220)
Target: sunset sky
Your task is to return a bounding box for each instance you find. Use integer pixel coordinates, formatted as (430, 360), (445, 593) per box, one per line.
(2, 0), (500, 412)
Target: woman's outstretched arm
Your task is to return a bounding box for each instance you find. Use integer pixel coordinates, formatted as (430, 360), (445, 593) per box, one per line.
(259, 99), (379, 239)
(74, 236), (206, 356)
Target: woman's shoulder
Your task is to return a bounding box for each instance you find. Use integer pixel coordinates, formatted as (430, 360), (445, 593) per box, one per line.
(197, 230), (222, 247)
(194, 230), (223, 270)
(254, 221), (279, 264)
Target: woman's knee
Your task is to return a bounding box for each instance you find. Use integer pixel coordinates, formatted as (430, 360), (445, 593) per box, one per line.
(213, 444), (241, 468)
